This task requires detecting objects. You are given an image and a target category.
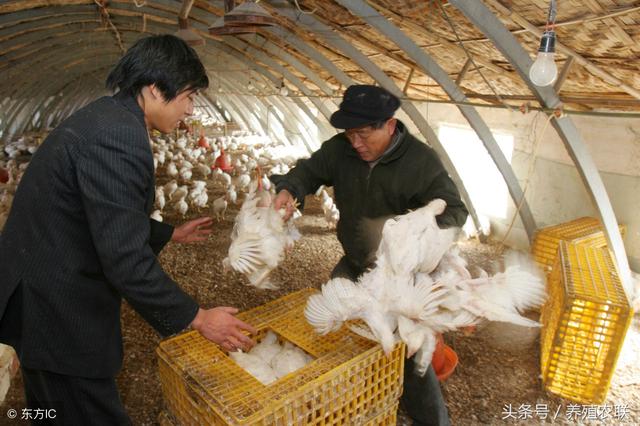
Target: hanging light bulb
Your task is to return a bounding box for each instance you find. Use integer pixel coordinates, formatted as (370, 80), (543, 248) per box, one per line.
(278, 79), (288, 96)
(529, 30), (557, 86)
(529, 0), (558, 87)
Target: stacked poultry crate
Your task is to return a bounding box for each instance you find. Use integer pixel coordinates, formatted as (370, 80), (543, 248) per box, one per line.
(157, 288), (405, 425)
(539, 241), (633, 404)
(531, 216), (626, 276)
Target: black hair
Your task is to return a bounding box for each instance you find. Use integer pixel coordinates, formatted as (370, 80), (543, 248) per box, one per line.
(106, 34), (208, 101)
(369, 119), (391, 129)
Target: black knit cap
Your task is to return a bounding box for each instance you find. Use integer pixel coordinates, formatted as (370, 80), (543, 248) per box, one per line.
(330, 84), (401, 129)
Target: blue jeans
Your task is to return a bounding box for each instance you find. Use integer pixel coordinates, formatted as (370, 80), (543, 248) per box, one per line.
(331, 256), (451, 426)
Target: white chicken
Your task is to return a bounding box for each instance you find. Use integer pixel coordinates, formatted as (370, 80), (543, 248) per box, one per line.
(229, 351), (278, 385)
(271, 341), (313, 378)
(250, 331), (281, 365)
(150, 210), (163, 222)
(228, 331), (313, 385)
(235, 173), (251, 192)
(212, 196), (227, 221)
(195, 163), (211, 178)
(319, 189), (340, 228)
(167, 162), (178, 177)
(305, 199), (546, 376)
(175, 197), (188, 216)
(192, 191), (208, 210)
(437, 251), (546, 328)
(326, 205), (340, 229)
(164, 180), (178, 199)
(179, 166), (192, 181)
(222, 181), (300, 289)
(376, 199), (458, 276)
(226, 185), (237, 205)
(217, 171), (232, 188)
(172, 185), (188, 202)
(260, 175), (271, 191)
(320, 190), (333, 212)
(305, 277), (398, 354)
(154, 187), (165, 210)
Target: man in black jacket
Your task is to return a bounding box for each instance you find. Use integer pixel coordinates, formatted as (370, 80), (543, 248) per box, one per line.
(0, 35), (255, 424)
(272, 85), (467, 426)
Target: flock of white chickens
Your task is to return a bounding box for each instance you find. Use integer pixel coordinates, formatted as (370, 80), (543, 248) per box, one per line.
(148, 131), (305, 224)
(304, 199), (548, 376)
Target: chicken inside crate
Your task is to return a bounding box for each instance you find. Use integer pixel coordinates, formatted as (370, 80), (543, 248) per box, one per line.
(228, 329), (314, 386)
(157, 289), (405, 425)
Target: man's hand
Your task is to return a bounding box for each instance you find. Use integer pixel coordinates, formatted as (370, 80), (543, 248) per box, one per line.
(191, 307), (257, 352)
(172, 217), (213, 243)
(273, 189), (297, 221)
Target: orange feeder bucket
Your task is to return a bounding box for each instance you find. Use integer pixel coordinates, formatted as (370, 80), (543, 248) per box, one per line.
(198, 134), (210, 149)
(213, 148), (234, 173)
(431, 334), (458, 382)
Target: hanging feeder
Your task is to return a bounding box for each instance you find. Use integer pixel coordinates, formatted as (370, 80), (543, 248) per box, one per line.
(209, 16), (261, 36)
(223, 1), (277, 27)
(209, 0), (276, 37)
(197, 134), (210, 149)
(174, 0), (205, 47)
(213, 147), (234, 172)
(175, 18), (205, 47)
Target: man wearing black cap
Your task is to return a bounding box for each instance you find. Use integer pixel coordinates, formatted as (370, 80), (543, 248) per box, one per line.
(272, 84), (467, 426)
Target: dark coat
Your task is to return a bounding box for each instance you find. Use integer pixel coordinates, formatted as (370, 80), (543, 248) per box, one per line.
(273, 120), (468, 272)
(0, 93), (198, 378)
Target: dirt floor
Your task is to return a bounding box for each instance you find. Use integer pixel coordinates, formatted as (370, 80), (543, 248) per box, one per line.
(3, 192), (639, 425)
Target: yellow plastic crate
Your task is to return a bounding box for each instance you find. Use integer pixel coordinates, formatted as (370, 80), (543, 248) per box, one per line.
(157, 288), (405, 425)
(540, 242), (633, 404)
(532, 217), (626, 274)
(158, 403), (398, 426)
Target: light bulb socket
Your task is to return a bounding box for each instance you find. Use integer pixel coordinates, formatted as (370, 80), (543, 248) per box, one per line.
(537, 30), (556, 53)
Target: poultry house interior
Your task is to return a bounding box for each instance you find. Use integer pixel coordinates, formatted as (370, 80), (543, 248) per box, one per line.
(2, 1), (640, 425)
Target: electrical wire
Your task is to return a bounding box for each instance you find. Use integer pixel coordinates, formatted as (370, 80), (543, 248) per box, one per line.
(435, 0), (516, 113)
(94, 0), (125, 54)
(500, 111), (557, 245)
(547, 0), (558, 28)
